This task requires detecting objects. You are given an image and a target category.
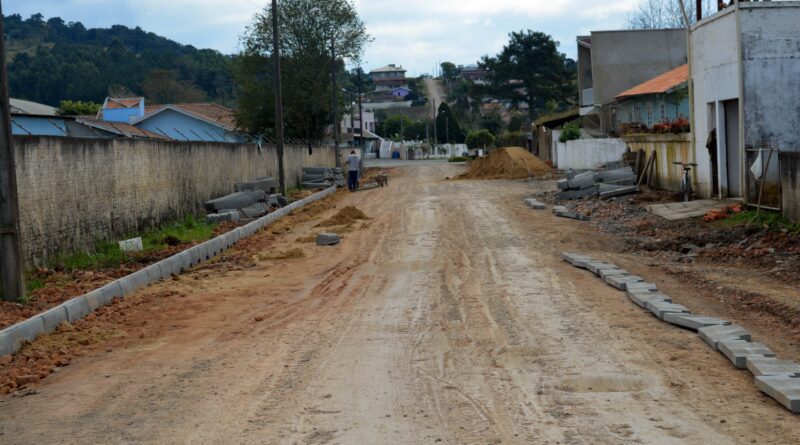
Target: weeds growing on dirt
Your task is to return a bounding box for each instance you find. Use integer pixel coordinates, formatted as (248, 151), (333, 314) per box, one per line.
(50, 215), (215, 271)
(720, 210), (800, 234)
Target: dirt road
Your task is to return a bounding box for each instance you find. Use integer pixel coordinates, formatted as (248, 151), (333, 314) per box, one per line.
(423, 78), (446, 118)
(1, 163), (798, 444)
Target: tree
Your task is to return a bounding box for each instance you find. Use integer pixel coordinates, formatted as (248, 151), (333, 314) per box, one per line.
(440, 61), (459, 82)
(626, 0), (716, 29)
(481, 30), (576, 120)
(466, 129), (495, 149)
(508, 112), (525, 132)
(57, 100), (100, 116)
(435, 103), (465, 144)
(236, 0), (370, 139)
(142, 69), (206, 104)
(480, 111), (504, 136)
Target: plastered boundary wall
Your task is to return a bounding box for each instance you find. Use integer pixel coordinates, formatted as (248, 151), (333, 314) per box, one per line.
(0, 186), (337, 356)
(12, 136), (336, 264)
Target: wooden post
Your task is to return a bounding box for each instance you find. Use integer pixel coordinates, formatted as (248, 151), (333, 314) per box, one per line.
(0, 3), (25, 302)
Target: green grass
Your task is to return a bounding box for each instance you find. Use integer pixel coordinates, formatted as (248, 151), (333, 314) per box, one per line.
(51, 215), (215, 271)
(719, 209), (800, 234)
(448, 156), (470, 163)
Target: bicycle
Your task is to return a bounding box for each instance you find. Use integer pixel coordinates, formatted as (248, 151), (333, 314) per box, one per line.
(673, 161), (698, 202)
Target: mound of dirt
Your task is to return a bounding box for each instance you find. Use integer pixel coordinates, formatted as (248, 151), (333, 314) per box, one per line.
(316, 206), (370, 227)
(456, 147), (552, 180)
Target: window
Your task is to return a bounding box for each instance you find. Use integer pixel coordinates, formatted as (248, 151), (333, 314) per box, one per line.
(634, 103), (642, 123)
(659, 101), (667, 121)
(646, 102), (654, 127)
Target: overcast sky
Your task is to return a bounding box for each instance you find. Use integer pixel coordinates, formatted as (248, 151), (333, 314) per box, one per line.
(5, 0), (638, 73)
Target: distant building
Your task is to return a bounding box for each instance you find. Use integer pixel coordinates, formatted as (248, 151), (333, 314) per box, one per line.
(614, 64), (689, 131)
(391, 87), (412, 98)
(577, 29), (687, 136)
(134, 103), (243, 142)
(460, 65), (489, 84)
(99, 97), (146, 123)
(370, 64), (407, 90)
(10, 98), (57, 116)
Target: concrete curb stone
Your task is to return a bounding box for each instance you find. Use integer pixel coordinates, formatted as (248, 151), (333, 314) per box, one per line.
(625, 282), (659, 292)
(63, 297), (92, 323)
(746, 357), (800, 377)
(699, 324), (751, 350)
(585, 262), (618, 275)
(646, 301), (690, 319)
(598, 268), (629, 278)
(0, 317), (45, 356)
(754, 375), (800, 413)
(662, 313), (730, 331)
(718, 340), (775, 369)
(604, 274), (645, 290)
(627, 291), (672, 308)
(37, 306), (69, 332)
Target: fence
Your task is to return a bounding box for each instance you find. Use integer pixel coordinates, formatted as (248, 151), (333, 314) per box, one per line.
(11, 136), (336, 264)
(623, 133), (693, 193)
(554, 137), (627, 170)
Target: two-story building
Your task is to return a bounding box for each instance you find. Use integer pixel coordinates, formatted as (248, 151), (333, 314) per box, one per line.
(369, 64), (407, 91)
(578, 29), (688, 136)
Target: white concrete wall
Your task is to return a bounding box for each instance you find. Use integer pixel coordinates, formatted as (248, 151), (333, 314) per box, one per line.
(690, 9), (740, 198)
(555, 138), (627, 170)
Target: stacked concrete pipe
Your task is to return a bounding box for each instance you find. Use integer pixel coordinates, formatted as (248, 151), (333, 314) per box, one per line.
(0, 186), (337, 357)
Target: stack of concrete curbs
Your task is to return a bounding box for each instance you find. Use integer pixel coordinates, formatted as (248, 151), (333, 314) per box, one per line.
(562, 251), (800, 413)
(302, 167), (344, 189)
(0, 186), (337, 357)
(557, 167), (639, 200)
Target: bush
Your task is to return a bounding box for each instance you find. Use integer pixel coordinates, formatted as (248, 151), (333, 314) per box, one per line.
(496, 131), (528, 148)
(448, 156), (470, 163)
(559, 121), (581, 143)
(465, 129), (495, 149)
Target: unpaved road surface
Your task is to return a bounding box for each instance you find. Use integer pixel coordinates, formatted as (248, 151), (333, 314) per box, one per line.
(1, 163), (799, 444)
(423, 78), (446, 118)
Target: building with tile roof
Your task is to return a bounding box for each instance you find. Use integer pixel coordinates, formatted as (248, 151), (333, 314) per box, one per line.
(614, 64), (689, 130)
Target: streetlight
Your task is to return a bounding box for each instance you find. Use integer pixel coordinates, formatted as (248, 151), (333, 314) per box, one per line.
(271, 0), (286, 195)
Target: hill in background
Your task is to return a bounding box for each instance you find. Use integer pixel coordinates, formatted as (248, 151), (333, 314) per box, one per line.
(4, 13), (236, 107)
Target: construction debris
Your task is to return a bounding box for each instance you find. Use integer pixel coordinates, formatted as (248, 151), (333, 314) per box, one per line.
(556, 166), (639, 201)
(316, 233), (341, 246)
(525, 198), (546, 210)
(204, 176), (287, 224)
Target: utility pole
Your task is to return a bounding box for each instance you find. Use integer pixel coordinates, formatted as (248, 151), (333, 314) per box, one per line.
(0, 4), (25, 302)
(331, 36), (341, 168)
(271, 0), (286, 195)
(432, 98), (438, 144)
(357, 68), (364, 151)
(446, 116), (450, 145)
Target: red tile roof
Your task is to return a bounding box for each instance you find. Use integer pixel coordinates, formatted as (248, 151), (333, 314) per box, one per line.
(616, 64), (689, 99)
(144, 103), (237, 130)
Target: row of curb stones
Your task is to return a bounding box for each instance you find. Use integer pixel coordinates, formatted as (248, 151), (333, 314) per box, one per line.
(522, 198), (591, 222)
(562, 251), (800, 414)
(0, 186), (338, 357)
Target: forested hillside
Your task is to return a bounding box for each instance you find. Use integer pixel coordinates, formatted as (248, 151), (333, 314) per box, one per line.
(4, 13), (236, 106)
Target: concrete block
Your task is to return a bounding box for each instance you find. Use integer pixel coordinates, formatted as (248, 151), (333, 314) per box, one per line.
(552, 205), (568, 214)
(317, 233), (341, 246)
(303, 166), (333, 174)
(561, 252), (595, 267)
(699, 324), (751, 350)
(204, 191), (258, 213)
(556, 210), (591, 221)
(205, 237), (223, 257)
(124, 269), (151, 293)
(646, 300), (690, 319)
(625, 282), (659, 292)
(604, 274), (646, 290)
(596, 167), (636, 183)
(662, 313), (730, 331)
(567, 171), (597, 190)
(585, 262), (618, 275)
(525, 198), (546, 210)
(96, 281), (124, 305)
(235, 177), (276, 194)
(746, 357), (800, 377)
(157, 257), (181, 277)
(598, 268), (629, 278)
(557, 179), (569, 190)
(627, 291), (672, 308)
(116, 275), (136, 296)
(37, 306), (68, 332)
(754, 375), (800, 413)
(599, 184), (638, 198)
(63, 296), (92, 323)
(718, 340), (775, 369)
(557, 185), (599, 200)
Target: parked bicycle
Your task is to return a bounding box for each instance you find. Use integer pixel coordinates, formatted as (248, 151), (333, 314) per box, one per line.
(673, 161), (698, 202)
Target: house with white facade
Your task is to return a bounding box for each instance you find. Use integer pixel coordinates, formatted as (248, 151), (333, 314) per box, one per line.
(689, 1), (800, 220)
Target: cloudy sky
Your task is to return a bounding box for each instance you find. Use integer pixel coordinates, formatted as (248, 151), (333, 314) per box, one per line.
(5, 0), (638, 73)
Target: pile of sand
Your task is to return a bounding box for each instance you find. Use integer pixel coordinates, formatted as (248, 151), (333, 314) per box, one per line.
(315, 206), (370, 228)
(456, 147), (553, 180)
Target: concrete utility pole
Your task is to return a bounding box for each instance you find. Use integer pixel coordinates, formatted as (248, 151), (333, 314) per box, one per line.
(432, 99), (438, 144)
(0, 3), (25, 302)
(331, 36), (341, 168)
(271, 0), (286, 195)
(357, 68), (364, 151)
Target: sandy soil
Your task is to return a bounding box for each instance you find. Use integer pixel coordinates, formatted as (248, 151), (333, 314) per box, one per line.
(0, 164), (798, 444)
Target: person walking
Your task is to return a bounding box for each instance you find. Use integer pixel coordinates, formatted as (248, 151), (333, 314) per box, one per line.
(347, 150), (360, 192)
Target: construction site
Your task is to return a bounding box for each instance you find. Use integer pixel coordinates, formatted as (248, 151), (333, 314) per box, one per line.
(0, 148), (799, 444)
